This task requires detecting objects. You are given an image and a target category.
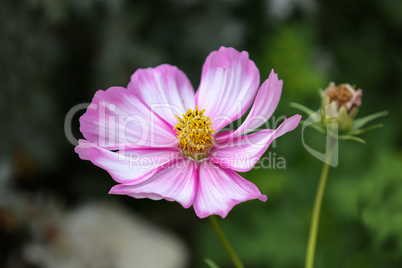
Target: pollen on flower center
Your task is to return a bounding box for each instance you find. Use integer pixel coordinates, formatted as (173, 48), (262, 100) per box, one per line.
(328, 84), (352, 108)
(174, 106), (215, 159)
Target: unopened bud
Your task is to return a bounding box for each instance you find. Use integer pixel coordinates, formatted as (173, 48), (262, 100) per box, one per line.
(321, 82), (363, 133)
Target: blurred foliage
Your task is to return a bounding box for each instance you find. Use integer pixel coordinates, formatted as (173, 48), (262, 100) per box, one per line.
(2, 0), (402, 267)
(258, 23), (329, 99)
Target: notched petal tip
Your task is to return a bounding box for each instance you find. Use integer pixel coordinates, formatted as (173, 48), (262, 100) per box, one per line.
(74, 139), (95, 160)
(258, 194), (268, 202)
(290, 114), (302, 127)
(108, 184), (124, 195)
(269, 68), (279, 78)
(213, 47), (246, 68)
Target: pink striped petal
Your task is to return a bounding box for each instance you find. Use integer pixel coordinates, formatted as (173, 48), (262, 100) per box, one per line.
(229, 69), (283, 138)
(109, 157), (197, 209)
(210, 114), (301, 172)
(195, 47), (260, 132)
(79, 86), (177, 149)
(128, 64), (196, 128)
(75, 141), (181, 183)
(193, 160), (267, 218)
(75, 139), (92, 160)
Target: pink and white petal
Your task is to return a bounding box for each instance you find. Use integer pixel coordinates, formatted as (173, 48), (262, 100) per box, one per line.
(128, 64), (196, 128)
(210, 114), (301, 172)
(80, 86), (177, 149)
(75, 139), (92, 160)
(193, 160), (267, 219)
(75, 141), (181, 183)
(195, 47), (260, 132)
(213, 130), (234, 143)
(229, 70), (283, 138)
(109, 157), (197, 209)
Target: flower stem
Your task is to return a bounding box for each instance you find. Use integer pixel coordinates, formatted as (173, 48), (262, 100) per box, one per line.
(209, 215), (244, 268)
(305, 141), (335, 268)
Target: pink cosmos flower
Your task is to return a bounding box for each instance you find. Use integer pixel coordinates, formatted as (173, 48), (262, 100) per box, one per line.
(75, 47), (301, 218)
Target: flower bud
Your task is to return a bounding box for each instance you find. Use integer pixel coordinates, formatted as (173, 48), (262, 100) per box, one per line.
(321, 82), (363, 133)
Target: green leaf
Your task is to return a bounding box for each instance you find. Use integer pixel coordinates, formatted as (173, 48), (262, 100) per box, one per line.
(204, 258), (220, 268)
(352, 111), (388, 130)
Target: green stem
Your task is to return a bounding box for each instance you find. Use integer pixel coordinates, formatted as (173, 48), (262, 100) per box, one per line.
(209, 215), (244, 268)
(305, 141), (335, 268)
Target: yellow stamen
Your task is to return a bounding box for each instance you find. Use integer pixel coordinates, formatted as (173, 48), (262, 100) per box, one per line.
(173, 106), (214, 159)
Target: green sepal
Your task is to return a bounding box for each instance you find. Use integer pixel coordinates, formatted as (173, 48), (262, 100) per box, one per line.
(350, 124), (384, 135)
(337, 106), (353, 133)
(290, 103), (387, 144)
(204, 258), (220, 268)
(289, 102), (321, 123)
(298, 119), (326, 134)
(290, 102), (316, 116)
(338, 135), (366, 144)
(352, 111), (388, 131)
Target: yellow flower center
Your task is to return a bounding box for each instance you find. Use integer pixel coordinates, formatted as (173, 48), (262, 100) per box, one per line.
(174, 106), (215, 160)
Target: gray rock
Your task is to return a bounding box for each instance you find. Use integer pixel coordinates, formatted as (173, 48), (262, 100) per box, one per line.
(23, 202), (189, 268)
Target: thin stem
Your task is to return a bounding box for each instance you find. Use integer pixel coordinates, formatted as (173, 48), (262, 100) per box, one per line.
(305, 141), (335, 268)
(209, 215), (244, 268)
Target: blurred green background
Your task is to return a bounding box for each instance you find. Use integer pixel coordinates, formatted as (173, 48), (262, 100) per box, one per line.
(1, 0), (402, 267)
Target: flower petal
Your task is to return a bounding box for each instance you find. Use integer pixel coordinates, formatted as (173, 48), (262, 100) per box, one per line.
(210, 114), (301, 172)
(75, 141), (181, 183)
(79, 86), (177, 149)
(195, 47), (260, 132)
(193, 160), (267, 219)
(75, 139), (92, 160)
(109, 157), (197, 209)
(128, 64), (196, 128)
(229, 69), (283, 138)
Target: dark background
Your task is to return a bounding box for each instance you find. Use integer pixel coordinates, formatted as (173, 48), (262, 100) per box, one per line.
(1, 0), (402, 267)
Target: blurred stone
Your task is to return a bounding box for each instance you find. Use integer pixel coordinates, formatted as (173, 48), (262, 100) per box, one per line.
(23, 202), (188, 268)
